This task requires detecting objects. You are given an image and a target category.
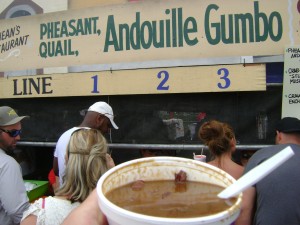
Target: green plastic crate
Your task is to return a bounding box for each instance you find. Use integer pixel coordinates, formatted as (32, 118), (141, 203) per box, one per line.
(24, 180), (49, 202)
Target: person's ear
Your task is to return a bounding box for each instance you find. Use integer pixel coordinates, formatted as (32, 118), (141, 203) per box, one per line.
(96, 114), (105, 126)
(276, 130), (282, 143)
(230, 137), (236, 148)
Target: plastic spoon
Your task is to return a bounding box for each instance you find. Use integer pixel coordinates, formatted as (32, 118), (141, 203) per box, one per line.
(218, 146), (295, 199)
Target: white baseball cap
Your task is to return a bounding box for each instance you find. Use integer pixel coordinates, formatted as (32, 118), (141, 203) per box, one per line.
(88, 102), (118, 129)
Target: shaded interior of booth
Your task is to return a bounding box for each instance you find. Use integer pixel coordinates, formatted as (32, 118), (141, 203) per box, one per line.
(0, 62), (284, 180)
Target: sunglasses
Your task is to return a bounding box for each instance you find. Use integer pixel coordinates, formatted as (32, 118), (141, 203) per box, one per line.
(0, 128), (22, 137)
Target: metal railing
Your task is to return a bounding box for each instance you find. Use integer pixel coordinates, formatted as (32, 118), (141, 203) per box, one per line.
(18, 141), (272, 151)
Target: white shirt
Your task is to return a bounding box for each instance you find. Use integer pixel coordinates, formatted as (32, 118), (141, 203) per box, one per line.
(0, 149), (30, 225)
(54, 127), (85, 185)
(21, 196), (80, 225)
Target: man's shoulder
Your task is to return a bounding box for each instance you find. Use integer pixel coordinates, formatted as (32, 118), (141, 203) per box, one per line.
(252, 144), (290, 159)
(244, 144), (289, 171)
(56, 127), (80, 143)
(0, 152), (20, 171)
(257, 144), (298, 155)
(54, 127), (80, 154)
(60, 127), (81, 137)
(0, 150), (16, 163)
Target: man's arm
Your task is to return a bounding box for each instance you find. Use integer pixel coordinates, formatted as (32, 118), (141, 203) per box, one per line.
(235, 186), (256, 225)
(0, 158), (29, 224)
(53, 156), (59, 176)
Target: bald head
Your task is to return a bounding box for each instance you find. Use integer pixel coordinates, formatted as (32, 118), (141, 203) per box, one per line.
(80, 111), (111, 134)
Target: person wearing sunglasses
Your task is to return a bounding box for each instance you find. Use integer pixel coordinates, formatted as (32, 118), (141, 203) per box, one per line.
(0, 106), (30, 225)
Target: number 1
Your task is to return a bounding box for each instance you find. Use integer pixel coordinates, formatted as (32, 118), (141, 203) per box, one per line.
(91, 75), (100, 93)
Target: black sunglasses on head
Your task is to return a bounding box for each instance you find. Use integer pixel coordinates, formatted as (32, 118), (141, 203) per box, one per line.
(0, 128), (22, 137)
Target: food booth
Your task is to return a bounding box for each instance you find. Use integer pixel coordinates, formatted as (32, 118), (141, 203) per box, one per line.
(0, 0), (299, 179)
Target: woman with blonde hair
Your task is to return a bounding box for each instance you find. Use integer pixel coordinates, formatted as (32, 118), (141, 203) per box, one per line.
(21, 128), (114, 225)
(198, 120), (244, 180)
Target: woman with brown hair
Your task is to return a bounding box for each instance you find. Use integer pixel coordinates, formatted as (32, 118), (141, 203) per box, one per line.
(198, 120), (244, 180)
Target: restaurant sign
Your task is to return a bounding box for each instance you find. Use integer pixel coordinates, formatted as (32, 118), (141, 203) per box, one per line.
(0, 0), (299, 72)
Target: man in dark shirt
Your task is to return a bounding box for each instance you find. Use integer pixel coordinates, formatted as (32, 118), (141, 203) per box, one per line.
(236, 117), (300, 225)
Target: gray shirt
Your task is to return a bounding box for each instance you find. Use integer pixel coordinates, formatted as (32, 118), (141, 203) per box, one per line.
(0, 149), (30, 225)
(244, 144), (300, 225)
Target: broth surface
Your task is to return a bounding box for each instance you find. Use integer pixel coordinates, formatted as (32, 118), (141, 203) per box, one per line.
(105, 180), (236, 218)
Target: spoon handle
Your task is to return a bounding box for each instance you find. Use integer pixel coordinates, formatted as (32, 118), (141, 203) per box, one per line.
(218, 146), (295, 199)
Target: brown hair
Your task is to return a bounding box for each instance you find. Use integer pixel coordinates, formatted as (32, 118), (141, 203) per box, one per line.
(198, 120), (235, 157)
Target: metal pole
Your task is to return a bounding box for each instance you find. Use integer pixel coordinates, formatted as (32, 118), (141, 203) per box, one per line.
(17, 141), (271, 151)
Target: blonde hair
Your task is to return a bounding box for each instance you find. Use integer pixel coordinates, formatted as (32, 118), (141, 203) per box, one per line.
(198, 120), (235, 157)
(56, 128), (109, 202)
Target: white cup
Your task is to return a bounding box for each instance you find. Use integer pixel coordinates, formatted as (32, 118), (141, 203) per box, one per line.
(194, 154), (207, 162)
(96, 156), (241, 225)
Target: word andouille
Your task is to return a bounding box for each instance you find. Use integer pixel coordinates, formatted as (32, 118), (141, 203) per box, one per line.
(104, 1), (282, 52)
(38, 1), (283, 59)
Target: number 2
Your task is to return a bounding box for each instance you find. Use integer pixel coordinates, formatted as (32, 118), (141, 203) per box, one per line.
(157, 70), (169, 90)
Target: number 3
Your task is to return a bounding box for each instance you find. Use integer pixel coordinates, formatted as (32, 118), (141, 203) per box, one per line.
(217, 68), (230, 89)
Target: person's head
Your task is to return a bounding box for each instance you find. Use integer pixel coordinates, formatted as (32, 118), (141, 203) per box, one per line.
(57, 128), (110, 202)
(275, 117), (300, 144)
(81, 102), (118, 134)
(0, 106), (28, 152)
(198, 120), (236, 157)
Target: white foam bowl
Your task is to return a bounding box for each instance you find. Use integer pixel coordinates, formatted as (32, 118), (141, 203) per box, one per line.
(97, 156), (242, 225)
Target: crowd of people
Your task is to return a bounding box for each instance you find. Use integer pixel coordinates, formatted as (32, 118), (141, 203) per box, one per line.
(0, 102), (117, 225)
(0, 103), (300, 225)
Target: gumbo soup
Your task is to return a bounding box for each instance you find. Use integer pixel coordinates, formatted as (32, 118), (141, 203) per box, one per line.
(105, 179), (236, 218)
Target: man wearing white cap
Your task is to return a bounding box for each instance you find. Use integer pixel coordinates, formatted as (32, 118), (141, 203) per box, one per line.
(53, 101), (118, 187)
(0, 106), (30, 225)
